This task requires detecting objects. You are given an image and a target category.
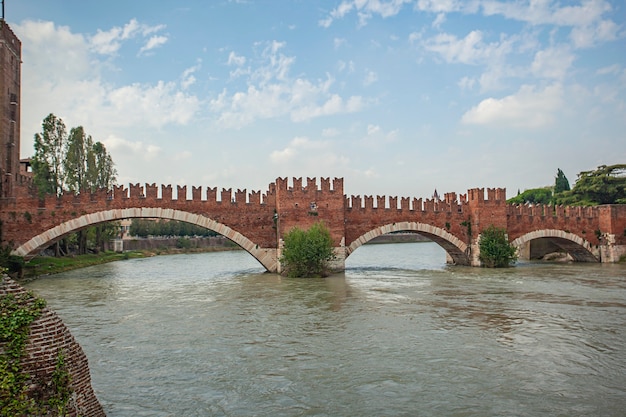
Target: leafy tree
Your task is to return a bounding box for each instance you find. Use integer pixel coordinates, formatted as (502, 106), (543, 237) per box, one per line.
(507, 187), (552, 205)
(280, 222), (335, 278)
(64, 126), (92, 193)
(31, 114), (119, 255)
(556, 164), (626, 206)
(31, 114), (67, 197)
(554, 168), (570, 195)
(479, 225), (517, 268)
(129, 219), (218, 238)
(90, 141), (117, 191)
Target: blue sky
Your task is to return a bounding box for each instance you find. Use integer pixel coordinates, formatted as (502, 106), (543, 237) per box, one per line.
(9, 0), (626, 200)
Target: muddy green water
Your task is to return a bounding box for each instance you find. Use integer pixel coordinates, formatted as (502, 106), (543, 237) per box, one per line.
(25, 242), (626, 416)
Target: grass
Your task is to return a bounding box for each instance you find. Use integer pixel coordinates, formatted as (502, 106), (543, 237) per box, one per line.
(21, 245), (242, 279)
(22, 251), (149, 278)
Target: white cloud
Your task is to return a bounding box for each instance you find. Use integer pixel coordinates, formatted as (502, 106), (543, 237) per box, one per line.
(458, 76), (476, 90)
(531, 46), (575, 79)
(90, 18), (168, 56)
(14, 20), (200, 158)
(209, 42), (366, 128)
(422, 30), (513, 65)
(104, 135), (161, 160)
(364, 70), (378, 86)
(461, 84), (564, 128)
(227, 51), (246, 66)
(139, 35), (168, 55)
(319, 0), (413, 27)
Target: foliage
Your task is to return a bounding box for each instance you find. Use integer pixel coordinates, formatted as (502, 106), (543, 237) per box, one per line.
(130, 219), (219, 238)
(32, 114), (119, 256)
(22, 251), (147, 277)
(31, 114), (67, 197)
(280, 222), (335, 278)
(0, 291), (46, 416)
(507, 187), (552, 205)
(556, 164), (626, 206)
(0, 246), (24, 277)
(48, 351), (71, 416)
(478, 225), (517, 268)
(554, 168), (570, 195)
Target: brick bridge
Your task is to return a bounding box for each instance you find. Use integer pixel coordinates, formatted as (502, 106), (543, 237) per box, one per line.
(2, 177), (625, 272)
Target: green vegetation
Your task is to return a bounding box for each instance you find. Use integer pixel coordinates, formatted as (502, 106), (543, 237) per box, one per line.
(556, 164), (626, 206)
(0, 290), (46, 416)
(130, 219), (219, 238)
(22, 251), (147, 278)
(31, 113), (119, 256)
(507, 186), (553, 205)
(478, 225), (517, 268)
(554, 168), (571, 194)
(0, 288), (75, 416)
(508, 165), (626, 206)
(280, 222), (335, 278)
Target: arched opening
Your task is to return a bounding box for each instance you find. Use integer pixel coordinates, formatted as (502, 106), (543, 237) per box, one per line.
(511, 229), (598, 262)
(347, 222), (470, 266)
(12, 208), (278, 272)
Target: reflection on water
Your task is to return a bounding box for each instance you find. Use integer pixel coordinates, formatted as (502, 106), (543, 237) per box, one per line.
(25, 243), (626, 417)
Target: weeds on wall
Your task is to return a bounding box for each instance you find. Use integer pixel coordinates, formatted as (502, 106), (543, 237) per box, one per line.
(0, 282), (74, 416)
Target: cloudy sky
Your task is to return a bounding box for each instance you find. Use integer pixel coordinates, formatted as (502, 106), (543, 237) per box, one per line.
(9, 0), (626, 200)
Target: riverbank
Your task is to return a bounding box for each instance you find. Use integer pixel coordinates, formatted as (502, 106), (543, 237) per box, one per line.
(21, 245), (241, 280)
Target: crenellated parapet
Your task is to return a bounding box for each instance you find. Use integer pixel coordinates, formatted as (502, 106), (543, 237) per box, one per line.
(275, 177), (343, 195)
(2, 178), (624, 268)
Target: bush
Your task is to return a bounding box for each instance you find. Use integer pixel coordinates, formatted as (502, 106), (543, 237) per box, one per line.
(280, 222), (335, 278)
(479, 225), (517, 268)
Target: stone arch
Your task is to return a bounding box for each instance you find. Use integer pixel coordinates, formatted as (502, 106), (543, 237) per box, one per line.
(347, 221), (470, 265)
(11, 207), (278, 272)
(511, 229), (598, 262)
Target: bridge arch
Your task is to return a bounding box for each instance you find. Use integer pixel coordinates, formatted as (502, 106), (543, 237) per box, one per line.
(11, 207), (277, 271)
(347, 222), (470, 265)
(511, 229), (598, 262)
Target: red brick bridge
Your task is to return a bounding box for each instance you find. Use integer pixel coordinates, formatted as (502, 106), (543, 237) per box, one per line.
(2, 177), (625, 272)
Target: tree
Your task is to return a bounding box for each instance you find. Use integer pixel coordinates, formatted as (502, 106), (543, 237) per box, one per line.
(31, 114), (119, 255)
(478, 225), (517, 268)
(556, 164), (626, 206)
(554, 168), (570, 195)
(280, 222), (335, 278)
(507, 187), (552, 205)
(89, 141), (117, 191)
(31, 114), (67, 197)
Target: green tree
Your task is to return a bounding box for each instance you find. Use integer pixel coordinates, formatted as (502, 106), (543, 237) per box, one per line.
(556, 164), (626, 206)
(554, 168), (570, 195)
(507, 187), (552, 205)
(31, 113), (67, 197)
(64, 126), (92, 193)
(479, 225), (517, 268)
(89, 141), (117, 191)
(280, 222), (335, 278)
(31, 114), (119, 255)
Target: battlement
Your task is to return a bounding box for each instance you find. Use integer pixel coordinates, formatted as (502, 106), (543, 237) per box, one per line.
(507, 203), (599, 219)
(275, 177), (343, 194)
(467, 187), (506, 203)
(347, 192), (466, 213)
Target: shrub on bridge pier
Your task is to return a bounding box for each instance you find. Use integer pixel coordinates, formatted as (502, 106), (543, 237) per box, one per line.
(479, 225), (517, 268)
(280, 222), (335, 278)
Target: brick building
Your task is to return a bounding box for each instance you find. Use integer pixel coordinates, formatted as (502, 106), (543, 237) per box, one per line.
(0, 17), (20, 199)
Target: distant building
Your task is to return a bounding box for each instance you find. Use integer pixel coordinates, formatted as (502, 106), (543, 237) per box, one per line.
(0, 18), (21, 199)
(432, 189), (440, 202)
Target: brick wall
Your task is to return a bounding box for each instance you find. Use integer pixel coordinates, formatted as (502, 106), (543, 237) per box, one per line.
(1, 276), (105, 417)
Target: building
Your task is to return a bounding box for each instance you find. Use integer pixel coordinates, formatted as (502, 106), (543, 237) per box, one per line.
(0, 17), (21, 199)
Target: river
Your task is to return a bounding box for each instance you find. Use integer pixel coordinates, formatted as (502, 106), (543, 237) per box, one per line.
(25, 242), (626, 417)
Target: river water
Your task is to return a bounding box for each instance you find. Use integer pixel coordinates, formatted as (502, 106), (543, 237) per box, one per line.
(25, 242), (626, 417)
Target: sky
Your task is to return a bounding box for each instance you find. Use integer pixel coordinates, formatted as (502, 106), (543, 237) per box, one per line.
(7, 0), (626, 201)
